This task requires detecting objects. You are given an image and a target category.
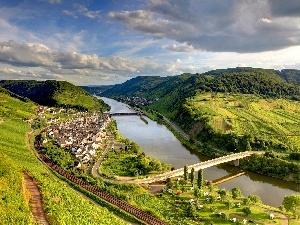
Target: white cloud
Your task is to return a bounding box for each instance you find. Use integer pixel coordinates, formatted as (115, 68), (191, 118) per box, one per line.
(109, 0), (300, 53)
(162, 43), (195, 52)
(62, 10), (78, 19)
(1, 40), (300, 85)
(0, 41), (178, 83)
(63, 4), (101, 20)
(259, 18), (272, 24)
(48, 0), (61, 4)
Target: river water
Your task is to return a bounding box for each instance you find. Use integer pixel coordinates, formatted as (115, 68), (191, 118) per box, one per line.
(101, 97), (299, 207)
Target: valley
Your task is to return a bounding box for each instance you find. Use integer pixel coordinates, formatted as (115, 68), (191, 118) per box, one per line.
(0, 68), (299, 224)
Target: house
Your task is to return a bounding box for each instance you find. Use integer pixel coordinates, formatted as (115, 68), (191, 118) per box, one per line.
(75, 162), (81, 169)
(189, 199), (195, 204)
(197, 204), (203, 210)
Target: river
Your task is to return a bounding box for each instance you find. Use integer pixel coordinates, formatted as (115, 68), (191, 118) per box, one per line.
(101, 97), (299, 207)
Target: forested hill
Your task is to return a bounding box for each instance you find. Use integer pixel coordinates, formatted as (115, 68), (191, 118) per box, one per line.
(102, 67), (300, 100)
(279, 69), (300, 85)
(0, 80), (110, 112)
(101, 67), (300, 119)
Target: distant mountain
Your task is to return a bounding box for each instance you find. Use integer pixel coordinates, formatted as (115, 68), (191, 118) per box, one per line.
(80, 85), (114, 96)
(0, 80), (110, 112)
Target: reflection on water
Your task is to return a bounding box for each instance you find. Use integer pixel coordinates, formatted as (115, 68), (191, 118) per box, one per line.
(101, 97), (300, 207)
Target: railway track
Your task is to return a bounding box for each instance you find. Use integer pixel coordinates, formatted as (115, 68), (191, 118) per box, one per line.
(34, 134), (168, 225)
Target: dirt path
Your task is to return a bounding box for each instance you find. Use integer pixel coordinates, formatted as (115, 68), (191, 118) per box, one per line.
(23, 173), (49, 225)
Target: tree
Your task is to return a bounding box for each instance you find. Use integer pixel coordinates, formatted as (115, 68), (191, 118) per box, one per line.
(221, 212), (229, 221)
(208, 195), (216, 204)
(197, 169), (203, 189)
(166, 179), (173, 189)
(181, 185), (186, 193)
(179, 178), (187, 187)
(242, 207), (252, 216)
(282, 194), (300, 216)
(217, 189), (227, 198)
(187, 204), (196, 219)
(184, 164), (188, 181)
(190, 167), (195, 184)
(231, 187), (242, 199)
(225, 200), (235, 210)
(248, 194), (262, 205)
(194, 188), (202, 199)
(175, 180), (179, 190)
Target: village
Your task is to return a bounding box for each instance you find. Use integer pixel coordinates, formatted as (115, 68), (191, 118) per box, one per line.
(38, 106), (111, 168)
(117, 96), (158, 106)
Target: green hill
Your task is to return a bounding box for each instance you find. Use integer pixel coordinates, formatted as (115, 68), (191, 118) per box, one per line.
(0, 86), (129, 224)
(0, 80), (110, 112)
(102, 67), (300, 116)
(0, 86), (36, 119)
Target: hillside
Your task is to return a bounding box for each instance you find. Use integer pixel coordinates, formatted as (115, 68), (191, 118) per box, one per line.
(0, 88), (129, 224)
(0, 86), (36, 119)
(102, 67), (300, 116)
(179, 93), (300, 152)
(0, 80), (110, 112)
(279, 69), (300, 86)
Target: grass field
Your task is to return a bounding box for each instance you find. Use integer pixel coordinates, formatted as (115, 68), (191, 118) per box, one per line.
(188, 93), (300, 151)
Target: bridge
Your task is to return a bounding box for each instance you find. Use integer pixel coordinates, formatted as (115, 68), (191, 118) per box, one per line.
(135, 151), (262, 184)
(110, 112), (138, 116)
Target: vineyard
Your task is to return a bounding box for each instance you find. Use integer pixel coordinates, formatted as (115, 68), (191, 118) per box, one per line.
(187, 93), (300, 151)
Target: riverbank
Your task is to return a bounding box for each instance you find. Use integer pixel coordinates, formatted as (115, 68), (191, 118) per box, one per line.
(141, 107), (300, 184)
(88, 117), (298, 225)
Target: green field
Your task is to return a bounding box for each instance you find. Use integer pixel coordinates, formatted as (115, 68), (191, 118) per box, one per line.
(187, 93), (300, 151)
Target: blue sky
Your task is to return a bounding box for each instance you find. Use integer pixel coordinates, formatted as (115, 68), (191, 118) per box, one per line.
(0, 0), (300, 85)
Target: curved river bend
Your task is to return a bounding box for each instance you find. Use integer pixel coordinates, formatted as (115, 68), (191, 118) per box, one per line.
(101, 97), (299, 207)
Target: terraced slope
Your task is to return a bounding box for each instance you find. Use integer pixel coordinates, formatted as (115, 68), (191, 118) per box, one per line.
(184, 93), (300, 151)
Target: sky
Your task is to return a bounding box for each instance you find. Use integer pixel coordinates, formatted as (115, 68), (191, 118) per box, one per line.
(0, 0), (300, 85)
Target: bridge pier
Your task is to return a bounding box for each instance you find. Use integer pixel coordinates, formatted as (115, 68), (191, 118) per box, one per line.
(234, 159), (239, 166)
